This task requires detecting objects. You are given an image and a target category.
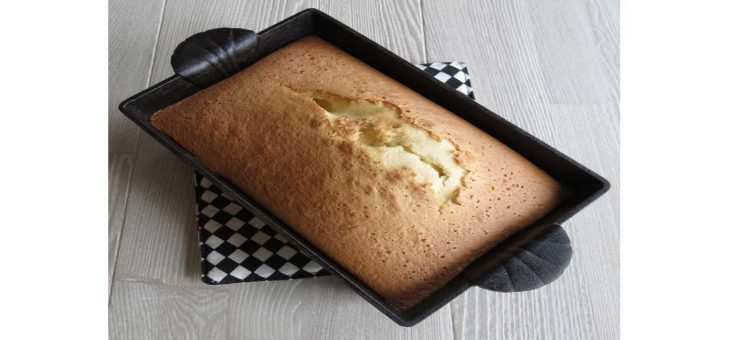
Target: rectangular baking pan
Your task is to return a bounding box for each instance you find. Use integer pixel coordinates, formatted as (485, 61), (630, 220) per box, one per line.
(119, 8), (609, 326)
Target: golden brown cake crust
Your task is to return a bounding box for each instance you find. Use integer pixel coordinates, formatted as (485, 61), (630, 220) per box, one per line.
(151, 36), (567, 308)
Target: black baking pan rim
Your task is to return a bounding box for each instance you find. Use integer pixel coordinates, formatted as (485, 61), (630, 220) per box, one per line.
(119, 8), (609, 326)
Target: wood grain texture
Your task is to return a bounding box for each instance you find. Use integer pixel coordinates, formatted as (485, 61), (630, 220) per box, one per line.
(146, 0), (426, 85)
(110, 280), (231, 340)
(109, 152), (134, 295)
(225, 277), (452, 339)
(108, 0), (165, 153)
(108, 0), (165, 297)
(423, 0), (619, 339)
(109, 0), (619, 338)
(112, 143), (201, 286)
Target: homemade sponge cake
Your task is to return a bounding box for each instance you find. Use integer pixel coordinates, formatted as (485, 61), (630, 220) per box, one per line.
(151, 36), (568, 308)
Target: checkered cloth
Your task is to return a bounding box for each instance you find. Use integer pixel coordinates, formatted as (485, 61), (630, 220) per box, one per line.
(196, 62), (475, 284)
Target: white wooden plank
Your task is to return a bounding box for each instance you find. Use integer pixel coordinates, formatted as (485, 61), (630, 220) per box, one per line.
(423, 1), (552, 115)
(585, 0), (620, 112)
(109, 152), (135, 295)
(113, 143), (201, 286)
(108, 0), (165, 153)
(310, 0), (426, 62)
(226, 277), (453, 340)
(146, 0), (426, 85)
(423, 0), (619, 339)
(521, 0), (618, 106)
(109, 280), (231, 340)
(108, 0), (165, 296)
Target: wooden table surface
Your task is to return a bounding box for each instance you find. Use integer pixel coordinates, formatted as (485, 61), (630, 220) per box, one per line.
(109, 1), (619, 339)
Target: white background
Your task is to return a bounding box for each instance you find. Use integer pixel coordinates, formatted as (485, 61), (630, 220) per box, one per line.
(622, 0), (730, 339)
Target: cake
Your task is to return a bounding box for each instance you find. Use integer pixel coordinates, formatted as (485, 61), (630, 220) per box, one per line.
(151, 36), (568, 308)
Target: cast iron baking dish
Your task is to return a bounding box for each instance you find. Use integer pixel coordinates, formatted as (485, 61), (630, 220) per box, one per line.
(119, 8), (609, 326)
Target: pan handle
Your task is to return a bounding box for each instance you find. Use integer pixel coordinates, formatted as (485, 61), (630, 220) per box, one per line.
(171, 27), (259, 89)
(474, 224), (573, 292)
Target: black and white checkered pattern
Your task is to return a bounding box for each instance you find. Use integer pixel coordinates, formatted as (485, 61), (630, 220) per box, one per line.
(416, 62), (475, 99)
(196, 175), (326, 284)
(196, 62), (474, 284)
